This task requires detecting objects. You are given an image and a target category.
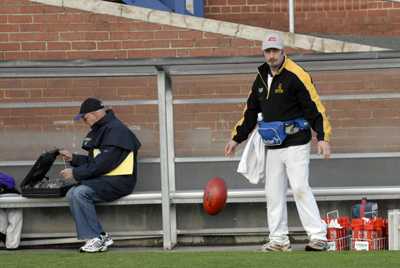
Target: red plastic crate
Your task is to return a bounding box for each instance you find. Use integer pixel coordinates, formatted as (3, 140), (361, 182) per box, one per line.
(327, 235), (351, 251)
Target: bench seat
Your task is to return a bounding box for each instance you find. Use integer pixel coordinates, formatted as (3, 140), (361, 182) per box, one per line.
(0, 191), (162, 208)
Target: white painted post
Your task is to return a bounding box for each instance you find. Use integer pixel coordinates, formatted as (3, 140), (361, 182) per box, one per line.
(289, 0), (295, 33)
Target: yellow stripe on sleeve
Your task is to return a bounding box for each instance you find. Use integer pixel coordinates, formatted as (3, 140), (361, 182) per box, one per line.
(231, 88), (254, 139)
(285, 59), (332, 141)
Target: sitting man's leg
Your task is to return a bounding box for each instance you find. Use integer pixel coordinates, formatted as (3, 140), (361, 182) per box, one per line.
(66, 185), (112, 253)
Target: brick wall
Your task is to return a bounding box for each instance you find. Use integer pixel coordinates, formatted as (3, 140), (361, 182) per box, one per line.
(0, 0), (263, 61)
(205, 0), (400, 36)
(0, 0), (258, 160)
(0, 76), (160, 159)
(2, 72), (399, 160)
(172, 69), (400, 155)
(0, 0), (399, 160)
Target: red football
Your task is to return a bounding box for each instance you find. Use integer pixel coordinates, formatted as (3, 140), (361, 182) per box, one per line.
(203, 177), (227, 215)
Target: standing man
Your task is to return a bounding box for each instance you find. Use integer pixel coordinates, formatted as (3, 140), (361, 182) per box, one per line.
(59, 97), (141, 253)
(225, 33), (332, 252)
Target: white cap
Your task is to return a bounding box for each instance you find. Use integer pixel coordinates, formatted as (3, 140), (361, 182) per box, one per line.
(262, 33), (284, 51)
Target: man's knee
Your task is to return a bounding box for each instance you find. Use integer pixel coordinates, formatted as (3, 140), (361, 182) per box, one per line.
(66, 185), (93, 202)
(66, 186), (76, 202)
(290, 182), (312, 201)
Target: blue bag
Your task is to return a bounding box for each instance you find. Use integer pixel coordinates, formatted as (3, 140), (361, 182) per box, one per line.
(257, 118), (309, 146)
(258, 121), (287, 146)
(0, 172), (15, 190)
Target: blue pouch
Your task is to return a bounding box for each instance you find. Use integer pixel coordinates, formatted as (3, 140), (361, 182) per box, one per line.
(0, 172), (15, 190)
(257, 121), (287, 146)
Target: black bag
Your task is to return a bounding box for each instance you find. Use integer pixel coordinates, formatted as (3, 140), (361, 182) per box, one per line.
(20, 149), (75, 198)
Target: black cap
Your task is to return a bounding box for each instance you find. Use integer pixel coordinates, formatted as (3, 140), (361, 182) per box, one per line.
(74, 98), (104, 121)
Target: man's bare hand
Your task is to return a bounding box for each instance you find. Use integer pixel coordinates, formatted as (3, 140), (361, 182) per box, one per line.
(224, 140), (238, 157)
(60, 168), (74, 180)
(59, 150), (72, 162)
(317, 140), (331, 159)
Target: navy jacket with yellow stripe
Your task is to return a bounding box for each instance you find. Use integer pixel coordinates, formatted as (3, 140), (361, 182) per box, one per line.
(71, 110), (141, 201)
(232, 56), (331, 149)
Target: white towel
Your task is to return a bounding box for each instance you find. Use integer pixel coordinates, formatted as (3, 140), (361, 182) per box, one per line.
(237, 129), (265, 184)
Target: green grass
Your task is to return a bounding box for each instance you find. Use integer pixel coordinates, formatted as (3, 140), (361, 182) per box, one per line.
(1, 251), (400, 268)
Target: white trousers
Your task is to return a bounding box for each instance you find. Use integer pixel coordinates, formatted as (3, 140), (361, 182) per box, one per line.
(0, 208), (23, 249)
(265, 142), (326, 244)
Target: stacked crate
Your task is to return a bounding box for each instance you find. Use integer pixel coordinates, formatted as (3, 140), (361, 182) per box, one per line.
(326, 216), (351, 251)
(351, 217), (388, 251)
(324, 199), (388, 251)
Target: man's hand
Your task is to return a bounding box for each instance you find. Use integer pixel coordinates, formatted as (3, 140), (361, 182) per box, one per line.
(224, 140), (238, 157)
(317, 140), (331, 159)
(59, 150), (72, 162)
(60, 168), (74, 180)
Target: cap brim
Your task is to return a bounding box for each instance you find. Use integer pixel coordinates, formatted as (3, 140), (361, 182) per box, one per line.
(262, 45), (283, 51)
(73, 113), (84, 121)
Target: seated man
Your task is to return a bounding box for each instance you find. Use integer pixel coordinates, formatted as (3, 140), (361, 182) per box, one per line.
(59, 97), (141, 253)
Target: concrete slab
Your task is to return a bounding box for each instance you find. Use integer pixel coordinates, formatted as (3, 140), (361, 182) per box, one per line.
(314, 34), (400, 50)
(29, 0), (389, 53)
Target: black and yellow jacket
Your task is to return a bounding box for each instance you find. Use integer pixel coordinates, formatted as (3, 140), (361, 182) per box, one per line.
(232, 56), (331, 149)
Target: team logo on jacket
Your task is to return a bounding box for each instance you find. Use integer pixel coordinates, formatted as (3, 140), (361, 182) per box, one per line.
(274, 83), (284, 94)
(258, 87), (264, 93)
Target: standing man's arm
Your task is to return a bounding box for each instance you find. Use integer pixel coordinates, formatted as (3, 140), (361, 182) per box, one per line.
(225, 81), (260, 156)
(294, 75), (332, 159)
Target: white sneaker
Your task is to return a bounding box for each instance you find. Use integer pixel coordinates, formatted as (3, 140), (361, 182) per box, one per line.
(261, 241), (292, 252)
(80, 237), (107, 253)
(101, 233), (114, 247)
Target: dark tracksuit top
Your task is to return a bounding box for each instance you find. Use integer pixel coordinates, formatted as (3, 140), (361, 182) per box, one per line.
(70, 110), (141, 201)
(231, 56), (332, 149)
